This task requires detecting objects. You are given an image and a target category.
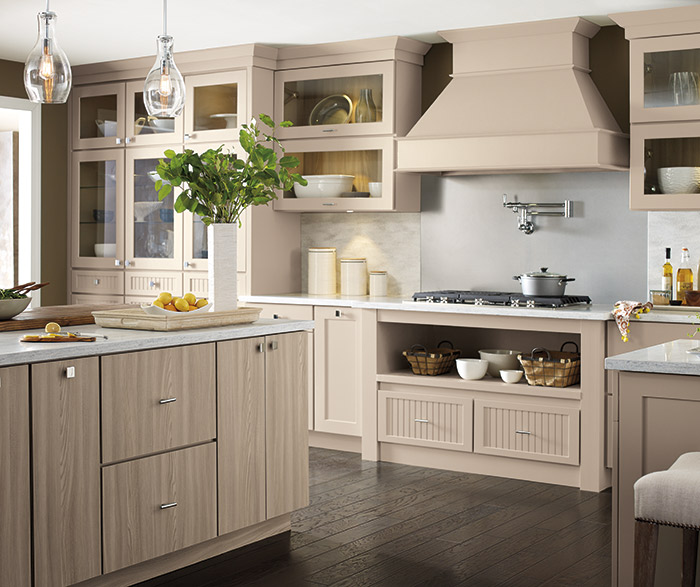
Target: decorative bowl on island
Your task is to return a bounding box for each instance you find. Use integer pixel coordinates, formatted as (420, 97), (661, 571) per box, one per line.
(0, 296), (31, 320)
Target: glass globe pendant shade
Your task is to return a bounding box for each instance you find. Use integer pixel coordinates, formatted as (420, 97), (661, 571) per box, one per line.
(24, 10), (72, 104)
(143, 35), (185, 118)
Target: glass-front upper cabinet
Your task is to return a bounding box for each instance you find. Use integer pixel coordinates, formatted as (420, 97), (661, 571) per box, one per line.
(274, 62), (394, 139)
(72, 83), (126, 149)
(631, 35), (700, 123)
(183, 71), (247, 144)
(71, 150), (125, 268)
(125, 147), (183, 270)
(124, 81), (184, 146)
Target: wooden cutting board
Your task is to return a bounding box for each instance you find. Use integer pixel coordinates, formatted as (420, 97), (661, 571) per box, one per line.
(0, 304), (130, 332)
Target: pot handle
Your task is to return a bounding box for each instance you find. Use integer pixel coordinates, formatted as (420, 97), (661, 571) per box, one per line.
(558, 277), (575, 284)
(513, 275), (522, 282)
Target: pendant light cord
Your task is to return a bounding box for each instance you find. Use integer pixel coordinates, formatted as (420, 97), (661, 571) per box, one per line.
(162, 0), (167, 36)
(46, 0), (49, 12)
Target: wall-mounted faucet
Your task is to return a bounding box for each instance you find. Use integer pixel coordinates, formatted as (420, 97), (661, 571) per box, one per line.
(502, 194), (572, 235)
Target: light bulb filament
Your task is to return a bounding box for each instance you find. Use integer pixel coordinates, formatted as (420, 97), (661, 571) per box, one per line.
(39, 40), (54, 79)
(159, 72), (172, 96)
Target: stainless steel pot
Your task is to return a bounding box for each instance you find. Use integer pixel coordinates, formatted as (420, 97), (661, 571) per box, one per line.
(513, 267), (575, 296)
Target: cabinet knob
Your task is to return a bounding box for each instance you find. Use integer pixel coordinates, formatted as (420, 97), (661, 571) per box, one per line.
(272, 313), (279, 319)
(515, 430), (532, 435)
(184, 133), (192, 141)
(94, 279), (100, 286)
(114, 259), (122, 267)
(159, 502), (178, 510)
(125, 260), (132, 267)
(335, 310), (341, 317)
(125, 137), (133, 144)
(183, 261), (191, 268)
(115, 137), (123, 145)
(414, 418), (429, 423)
(269, 340), (278, 351)
(256, 343), (265, 353)
(65, 366), (75, 379)
(158, 397), (177, 404)
(149, 280), (158, 288)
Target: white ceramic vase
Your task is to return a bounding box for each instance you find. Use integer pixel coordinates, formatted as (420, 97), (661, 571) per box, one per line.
(207, 223), (237, 311)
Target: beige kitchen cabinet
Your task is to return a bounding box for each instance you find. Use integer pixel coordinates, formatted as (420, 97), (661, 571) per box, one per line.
(314, 306), (362, 436)
(101, 344), (216, 463)
(0, 366), (30, 587)
(218, 332), (309, 528)
(32, 357), (101, 587)
(612, 6), (700, 210)
(102, 443), (217, 573)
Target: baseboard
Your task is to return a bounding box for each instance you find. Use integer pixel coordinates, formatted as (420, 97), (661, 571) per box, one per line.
(309, 430), (361, 453)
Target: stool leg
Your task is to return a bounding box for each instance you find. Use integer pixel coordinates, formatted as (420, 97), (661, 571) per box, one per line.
(682, 528), (699, 587)
(635, 520), (658, 587)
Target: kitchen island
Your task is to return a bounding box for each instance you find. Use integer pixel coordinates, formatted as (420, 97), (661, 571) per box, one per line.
(0, 318), (312, 587)
(606, 339), (700, 587)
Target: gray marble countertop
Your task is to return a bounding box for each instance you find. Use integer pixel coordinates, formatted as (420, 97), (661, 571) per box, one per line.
(605, 339), (700, 376)
(240, 294), (700, 324)
(0, 318), (314, 368)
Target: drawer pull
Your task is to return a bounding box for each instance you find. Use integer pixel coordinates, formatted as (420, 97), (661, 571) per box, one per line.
(269, 340), (278, 351)
(159, 397), (177, 404)
(257, 343), (265, 353)
(335, 310), (341, 317)
(272, 313), (279, 319)
(515, 430), (532, 435)
(94, 279), (100, 285)
(65, 366), (75, 379)
(159, 502), (178, 510)
(414, 418), (429, 423)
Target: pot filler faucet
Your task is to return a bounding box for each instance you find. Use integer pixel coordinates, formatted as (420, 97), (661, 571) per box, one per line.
(502, 194), (572, 235)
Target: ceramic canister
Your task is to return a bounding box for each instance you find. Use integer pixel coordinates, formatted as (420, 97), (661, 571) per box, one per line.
(340, 258), (368, 296)
(308, 247), (336, 295)
(369, 270), (388, 297)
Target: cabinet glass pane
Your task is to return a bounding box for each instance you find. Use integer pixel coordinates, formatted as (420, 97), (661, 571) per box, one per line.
(78, 160), (118, 257)
(283, 149), (382, 198)
(193, 84), (238, 131)
(644, 49), (700, 108)
(283, 75), (383, 128)
(132, 158), (174, 259)
(643, 137), (700, 194)
(132, 91), (176, 137)
(192, 215), (207, 259)
(79, 94), (118, 139)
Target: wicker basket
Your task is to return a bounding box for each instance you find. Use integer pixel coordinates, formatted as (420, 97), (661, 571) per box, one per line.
(403, 340), (461, 376)
(517, 342), (581, 388)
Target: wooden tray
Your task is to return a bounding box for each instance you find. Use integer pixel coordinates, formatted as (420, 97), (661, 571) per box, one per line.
(91, 306), (262, 331)
(0, 304), (130, 332)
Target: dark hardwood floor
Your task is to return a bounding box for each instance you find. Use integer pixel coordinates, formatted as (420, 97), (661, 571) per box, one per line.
(139, 448), (612, 587)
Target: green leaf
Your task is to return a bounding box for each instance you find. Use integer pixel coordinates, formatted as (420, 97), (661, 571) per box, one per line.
(280, 120), (293, 128)
(259, 113), (274, 128)
(164, 149), (176, 159)
(158, 184), (173, 199)
(279, 155), (299, 168)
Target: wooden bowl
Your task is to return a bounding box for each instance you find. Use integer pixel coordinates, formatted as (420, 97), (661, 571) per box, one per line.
(684, 290), (700, 306)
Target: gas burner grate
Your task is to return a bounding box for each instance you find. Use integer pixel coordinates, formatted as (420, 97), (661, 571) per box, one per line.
(411, 290), (591, 308)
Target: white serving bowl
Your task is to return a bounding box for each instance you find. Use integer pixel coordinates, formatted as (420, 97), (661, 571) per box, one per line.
(94, 243), (117, 257)
(658, 167), (700, 194)
(478, 349), (522, 378)
(0, 296), (31, 320)
(148, 118), (175, 132)
(293, 175), (355, 198)
(456, 358), (488, 380)
(500, 369), (524, 384)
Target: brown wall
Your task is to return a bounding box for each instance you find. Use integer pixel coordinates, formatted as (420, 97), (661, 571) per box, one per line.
(590, 24), (630, 135)
(0, 58), (68, 305)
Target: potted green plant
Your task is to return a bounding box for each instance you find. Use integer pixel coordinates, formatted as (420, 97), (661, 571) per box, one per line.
(154, 114), (306, 311)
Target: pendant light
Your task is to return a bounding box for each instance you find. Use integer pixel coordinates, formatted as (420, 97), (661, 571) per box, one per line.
(143, 0), (185, 118)
(24, 0), (72, 104)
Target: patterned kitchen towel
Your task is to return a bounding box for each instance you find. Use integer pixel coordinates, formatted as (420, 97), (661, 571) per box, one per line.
(613, 300), (653, 342)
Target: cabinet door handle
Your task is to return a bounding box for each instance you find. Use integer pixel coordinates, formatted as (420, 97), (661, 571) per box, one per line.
(114, 259), (122, 267)
(94, 279), (100, 286)
(322, 129), (337, 133)
(159, 502), (177, 510)
(125, 260), (132, 267)
(183, 261), (191, 268)
(184, 133), (192, 141)
(515, 430), (532, 435)
(65, 366), (75, 379)
(149, 280), (158, 288)
(335, 310), (341, 317)
(414, 418), (429, 423)
(272, 313), (279, 319)
(269, 340), (278, 351)
(322, 203), (336, 206)
(257, 343), (265, 353)
(115, 137), (123, 145)
(159, 397), (177, 404)
(125, 137), (132, 144)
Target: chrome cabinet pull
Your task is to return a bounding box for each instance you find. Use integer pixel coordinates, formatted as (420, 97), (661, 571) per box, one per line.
(269, 341), (278, 351)
(322, 128), (337, 133)
(149, 280), (158, 288)
(183, 261), (191, 268)
(160, 502), (177, 510)
(94, 279), (100, 285)
(115, 137), (123, 145)
(125, 137), (132, 144)
(184, 133), (192, 141)
(515, 430), (532, 435)
(322, 203), (336, 206)
(257, 343), (265, 353)
(114, 259), (122, 267)
(125, 260), (132, 267)
(414, 418), (429, 423)
(335, 310), (341, 317)
(159, 397), (177, 404)
(65, 366), (75, 379)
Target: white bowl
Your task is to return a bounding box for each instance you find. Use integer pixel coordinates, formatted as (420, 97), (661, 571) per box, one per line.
(478, 349), (522, 378)
(141, 303), (212, 316)
(0, 296), (31, 320)
(293, 175), (355, 198)
(658, 167), (700, 194)
(94, 243), (117, 257)
(209, 113), (238, 129)
(148, 118), (175, 132)
(456, 358), (488, 380)
(500, 369), (524, 384)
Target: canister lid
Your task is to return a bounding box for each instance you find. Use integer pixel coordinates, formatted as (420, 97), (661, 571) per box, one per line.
(309, 247), (336, 252)
(369, 270), (387, 274)
(340, 258), (366, 263)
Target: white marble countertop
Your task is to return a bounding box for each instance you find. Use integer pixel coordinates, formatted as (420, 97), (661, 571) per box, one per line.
(0, 318), (314, 368)
(240, 294), (700, 324)
(605, 339), (700, 376)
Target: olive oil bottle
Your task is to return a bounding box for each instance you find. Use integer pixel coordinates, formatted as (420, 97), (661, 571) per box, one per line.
(676, 247), (694, 302)
(662, 247), (673, 293)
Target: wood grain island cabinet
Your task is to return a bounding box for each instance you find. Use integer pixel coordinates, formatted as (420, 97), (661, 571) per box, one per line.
(0, 323), (309, 587)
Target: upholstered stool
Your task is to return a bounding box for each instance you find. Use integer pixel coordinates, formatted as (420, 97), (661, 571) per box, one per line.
(634, 452), (700, 587)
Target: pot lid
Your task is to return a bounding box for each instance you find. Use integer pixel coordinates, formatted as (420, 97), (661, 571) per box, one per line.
(522, 267), (567, 279)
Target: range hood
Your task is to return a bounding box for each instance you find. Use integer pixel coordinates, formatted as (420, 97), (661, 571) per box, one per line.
(397, 18), (629, 175)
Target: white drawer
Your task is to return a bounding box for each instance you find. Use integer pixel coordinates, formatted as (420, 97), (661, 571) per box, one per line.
(474, 398), (580, 465)
(378, 389), (473, 452)
(72, 293), (124, 305)
(125, 270), (183, 297)
(72, 270), (124, 295)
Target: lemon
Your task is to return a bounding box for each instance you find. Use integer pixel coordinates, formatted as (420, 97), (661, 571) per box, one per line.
(173, 298), (190, 312)
(183, 292), (196, 305)
(152, 299), (165, 308)
(157, 292), (173, 305)
(196, 298), (208, 308)
(45, 322), (61, 333)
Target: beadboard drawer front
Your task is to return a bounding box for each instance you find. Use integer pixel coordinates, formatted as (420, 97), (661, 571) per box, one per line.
(72, 269), (124, 294)
(184, 271), (209, 298)
(378, 390), (473, 452)
(124, 270), (183, 297)
(474, 399), (580, 465)
(101, 344), (216, 463)
(102, 443), (217, 573)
